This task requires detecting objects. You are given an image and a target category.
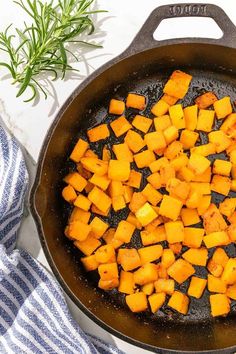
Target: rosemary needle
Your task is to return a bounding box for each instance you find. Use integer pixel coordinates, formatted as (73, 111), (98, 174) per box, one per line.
(0, 0), (106, 101)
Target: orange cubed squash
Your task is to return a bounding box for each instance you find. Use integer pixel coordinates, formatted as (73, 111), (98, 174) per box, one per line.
(140, 226), (167, 246)
(188, 153), (210, 175)
(67, 221), (91, 241)
(190, 182), (211, 195)
(102, 145), (111, 161)
(142, 282), (155, 296)
(168, 291), (190, 315)
(98, 262), (119, 281)
(180, 129), (199, 149)
(110, 116), (132, 137)
(95, 244), (115, 264)
(84, 149), (98, 159)
(151, 99), (170, 116)
(141, 183), (162, 206)
(208, 130), (231, 153)
(191, 143), (216, 156)
(163, 125), (179, 145)
(231, 180), (236, 192)
(81, 157), (108, 176)
(207, 259), (224, 278)
(208, 274), (226, 293)
(148, 292), (166, 313)
(188, 276), (207, 299)
(166, 178), (190, 201)
(126, 170), (142, 189)
(154, 115), (171, 131)
(219, 198), (236, 217)
(133, 263), (158, 285)
(163, 70), (192, 99)
(180, 208), (200, 226)
(88, 186), (111, 213)
(167, 259), (195, 284)
(70, 138), (89, 162)
(162, 93), (178, 106)
(228, 224), (236, 242)
(114, 220), (136, 243)
(165, 221), (185, 244)
(195, 92), (218, 109)
(138, 245), (163, 265)
(203, 231), (230, 248)
(169, 104), (185, 129)
(183, 227), (204, 249)
(98, 278), (119, 291)
(126, 292), (148, 312)
(103, 228), (123, 249)
(89, 174), (110, 191)
(177, 166), (195, 182)
(127, 212), (142, 230)
(192, 166), (211, 183)
(118, 248), (141, 271)
(170, 153), (189, 171)
(182, 248), (208, 266)
(126, 93), (146, 110)
(125, 129), (146, 153)
(159, 195), (183, 221)
(210, 294), (230, 317)
(64, 172), (87, 192)
(197, 195), (212, 216)
(81, 255), (99, 272)
(62, 185), (77, 203)
(90, 217), (109, 238)
(169, 242), (182, 255)
(154, 279), (175, 295)
(108, 180), (124, 198)
(112, 195), (126, 211)
(144, 131), (166, 151)
(226, 284), (236, 300)
(109, 98), (125, 115)
(112, 143), (133, 162)
(161, 249), (175, 268)
(196, 109), (215, 132)
(213, 96), (232, 119)
(74, 236), (101, 256)
(164, 141), (183, 160)
(74, 194), (91, 211)
(132, 115), (152, 133)
(183, 105), (198, 131)
(203, 204), (227, 234)
(123, 185), (134, 204)
(69, 207), (91, 224)
(213, 159), (232, 177)
(221, 113), (236, 133)
(147, 172), (161, 189)
(118, 271), (135, 294)
(211, 175), (231, 196)
(108, 160), (130, 182)
(135, 202), (158, 226)
(129, 192), (147, 213)
(221, 258), (236, 285)
(87, 124), (110, 142)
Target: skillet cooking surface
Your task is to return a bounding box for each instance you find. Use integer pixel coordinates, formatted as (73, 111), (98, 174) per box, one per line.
(31, 4), (236, 353)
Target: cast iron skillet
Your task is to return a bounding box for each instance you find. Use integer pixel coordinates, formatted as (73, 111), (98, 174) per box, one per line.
(30, 3), (236, 353)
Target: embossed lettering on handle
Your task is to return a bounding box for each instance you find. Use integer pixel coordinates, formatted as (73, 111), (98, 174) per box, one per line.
(169, 4), (207, 16)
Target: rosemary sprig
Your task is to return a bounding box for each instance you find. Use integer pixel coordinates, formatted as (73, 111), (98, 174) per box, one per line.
(0, 0), (105, 101)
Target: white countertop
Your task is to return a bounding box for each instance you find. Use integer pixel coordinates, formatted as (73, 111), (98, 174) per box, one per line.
(0, 0), (236, 353)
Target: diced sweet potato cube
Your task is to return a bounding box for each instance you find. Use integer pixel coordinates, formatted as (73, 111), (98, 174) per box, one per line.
(163, 70), (192, 99)
(62, 185), (77, 203)
(144, 131), (166, 151)
(67, 221), (91, 241)
(118, 248), (141, 271)
(214, 96), (232, 119)
(154, 115), (171, 131)
(90, 217), (108, 238)
(183, 227), (204, 249)
(208, 274), (226, 293)
(188, 153), (210, 175)
(108, 159), (130, 182)
(183, 105), (198, 131)
(213, 159), (232, 177)
(118, 271), (135, 294)
(208, 259), (224, 277)
(180, 130), (199, 149)
(110, 116), (132, 137)
(147, 172), (161, 189)
(195, 92), (217, 109)
(81, 157), (108, 176)
(141, 183), (162, 206)
(135, 202), (158, 226)
(69, 207), (91, 224)
(74, 194), (91, 211)
(126, 170), (142, 189)
(138, 245), (163, 265)
(221, 258), (236, 285)
(103, 228), (123, 249)
(112, 143), (133, 162)
(64, 172), (87, 192)
(167, 259), (195, 284)
(81, 255), (99, 272)
(204, 231), (230, 248)
(132, 115), (152, 133)
(98, 278), (119, 291)
(87, 124), (110, 142)
(161, 249), (175, 268)
(134, 263), (158, 285)
(95, 244), (115, 264)
(168, 291), (189, 315)
(129, 192), (147, 213)
(210, 294), (230, 317)
(88, 187), (111, 214)
(74, 236), (101, 256)
(151, 99), (169, 116)
(169, 104), (185, 129)
(181, 208), (200, 226)
(211, 175), (231, 196)
(154, 279), (175, 295)
(98, 262), (119, 281)
(208, 130), (231, 153)
(125, 129), (146, 153)
(148, 292), (166, 313)
(226, 284), (236, 300)
(188, 276), (207, 299)
(70, 138), (89, 162)
(112, 195), (126, 211)
(159, 195), (183, 221)
(197, 195), (211, 216)
(109, 98), (125, 115)
(165, 221), (184, 244)
(126, 292), (148, 312)
(114, 220), (135, 243)
(203, 204), (227, 234)
(142, 282), (155, 296)
(164, 141), (183, 160)
(182, 248), (208, 266)
(196, 109), (215, 132)
(140, 226), (166, 246)
(126, 93), (146, 110)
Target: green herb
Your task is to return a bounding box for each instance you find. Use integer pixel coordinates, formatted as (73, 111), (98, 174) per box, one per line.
(0, 0), (106, 101)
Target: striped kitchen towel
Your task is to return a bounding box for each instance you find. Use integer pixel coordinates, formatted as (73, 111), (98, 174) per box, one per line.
(0, 125), (122, 354)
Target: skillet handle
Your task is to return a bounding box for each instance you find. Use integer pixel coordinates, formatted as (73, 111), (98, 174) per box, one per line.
(125, 3), (236, 53)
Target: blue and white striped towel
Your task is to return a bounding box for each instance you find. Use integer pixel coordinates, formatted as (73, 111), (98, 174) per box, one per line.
(0, 125), (122, 354)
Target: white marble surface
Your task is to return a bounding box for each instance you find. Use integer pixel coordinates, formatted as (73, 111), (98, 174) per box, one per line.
(0, 0), (236, 353)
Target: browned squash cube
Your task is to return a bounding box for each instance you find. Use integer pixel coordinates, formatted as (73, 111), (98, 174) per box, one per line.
(87, 124), (110, 142)
(70, 138), (89, 162)
(132, 114), (152, 133)
(168, 291), (190, 315)
(138, 245), (163, 265)
(154, 279), (175, 295)
(114, 220), (135, 243)
(133, 263), (158, 285)
(148, 292), (166, 313)
(109, 98), (125, 115)
(213, 96), (232, 119)
(110, 116), (132, 137)
(188, 276), (207, 299)
(126, 93), (146, 110)
(126, 292), (148, 312)
(210, 294), (230, 317)
(118, 270), (135, 294)
(159, 195), (183, 221)
(167, 259), (195, 284)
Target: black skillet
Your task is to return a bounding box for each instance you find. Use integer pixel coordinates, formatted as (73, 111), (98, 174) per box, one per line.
(30, 3), (236, 353)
